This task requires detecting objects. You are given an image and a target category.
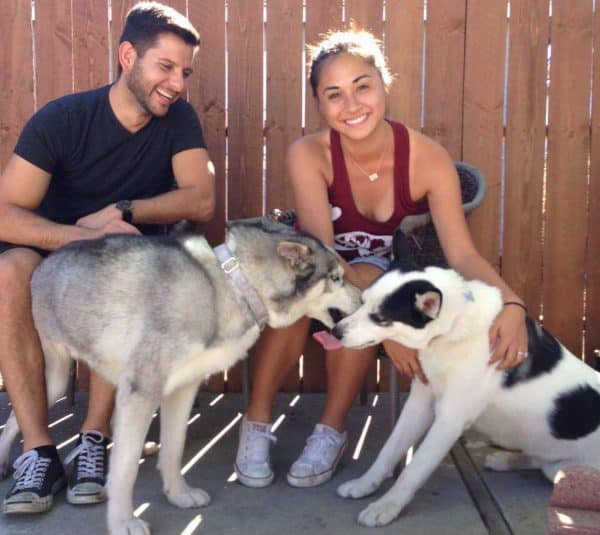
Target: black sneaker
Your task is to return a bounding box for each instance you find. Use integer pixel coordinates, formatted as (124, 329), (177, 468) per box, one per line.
(65, 430), (110, 505)
(3, 445), (66, 514)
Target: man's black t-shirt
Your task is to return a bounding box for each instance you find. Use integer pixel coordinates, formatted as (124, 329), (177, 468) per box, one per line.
(14, 84), (206, 235)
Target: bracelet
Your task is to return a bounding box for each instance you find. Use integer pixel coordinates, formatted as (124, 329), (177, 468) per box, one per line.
(503, 301), (527, 314)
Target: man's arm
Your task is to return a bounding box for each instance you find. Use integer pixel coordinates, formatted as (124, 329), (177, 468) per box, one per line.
(76, 147), (215, 229)
(0, 155), (138, 251)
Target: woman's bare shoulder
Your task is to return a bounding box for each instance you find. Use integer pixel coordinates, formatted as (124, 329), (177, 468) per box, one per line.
(287, 129), (332, 181)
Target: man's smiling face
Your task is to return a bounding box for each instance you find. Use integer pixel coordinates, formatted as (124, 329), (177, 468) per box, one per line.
(126, 32), (195, 117)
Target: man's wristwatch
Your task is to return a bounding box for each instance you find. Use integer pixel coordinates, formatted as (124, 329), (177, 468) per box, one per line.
(115, 200), (133, 224)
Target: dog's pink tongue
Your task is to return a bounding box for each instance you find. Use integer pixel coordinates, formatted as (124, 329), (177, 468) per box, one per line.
(312, 330), (344, 351)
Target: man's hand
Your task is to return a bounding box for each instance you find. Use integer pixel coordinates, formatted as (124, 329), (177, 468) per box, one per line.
(76, 204), (123, 230)
(383, 340), (428, 385)
(77, 216), (141, 240)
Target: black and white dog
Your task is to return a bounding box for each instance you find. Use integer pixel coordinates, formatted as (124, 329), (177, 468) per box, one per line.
(332, 234), (600, 527)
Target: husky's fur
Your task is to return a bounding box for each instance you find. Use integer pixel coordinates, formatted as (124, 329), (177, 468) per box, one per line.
(0, 219), (360, 534)
(332, 237), (600, 527)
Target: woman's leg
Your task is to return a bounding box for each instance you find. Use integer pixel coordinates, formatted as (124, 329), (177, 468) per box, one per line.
(245, 317), (311, 423)
(320, 261), (384, 431)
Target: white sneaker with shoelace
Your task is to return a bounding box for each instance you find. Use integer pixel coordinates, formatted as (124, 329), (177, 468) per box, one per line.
(234, 416), (277, 488)
(287, 423), (347, 488)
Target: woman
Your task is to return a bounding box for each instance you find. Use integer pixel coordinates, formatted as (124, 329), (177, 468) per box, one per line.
(234, 28), (528, 489)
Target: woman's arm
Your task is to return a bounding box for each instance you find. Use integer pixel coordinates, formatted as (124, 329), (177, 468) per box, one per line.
(410, 131), (528, 369)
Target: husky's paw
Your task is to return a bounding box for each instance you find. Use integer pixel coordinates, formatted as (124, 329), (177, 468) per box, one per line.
(484, 451), (517, 471)
(166, 486), (211, 509)
(337, 476), (381, 499)
(110, 517), (151, 535)
(357, 499), (402, 527)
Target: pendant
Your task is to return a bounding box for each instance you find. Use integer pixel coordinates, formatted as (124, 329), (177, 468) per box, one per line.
(368, 173), (379, 182)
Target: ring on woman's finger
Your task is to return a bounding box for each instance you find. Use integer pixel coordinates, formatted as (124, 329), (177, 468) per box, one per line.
(517, 351), (529, 359)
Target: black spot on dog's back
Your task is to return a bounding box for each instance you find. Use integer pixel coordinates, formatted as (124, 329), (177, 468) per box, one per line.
(550, 385), (600, 440)
(503, 318), (563, 388)
(380, 280), (440, 329)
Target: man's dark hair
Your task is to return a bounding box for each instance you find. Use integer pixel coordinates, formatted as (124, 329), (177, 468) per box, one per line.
(117, 1), (200, 75)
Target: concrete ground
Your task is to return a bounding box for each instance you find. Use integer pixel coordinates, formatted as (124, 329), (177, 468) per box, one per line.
(0, 392), (552, 534)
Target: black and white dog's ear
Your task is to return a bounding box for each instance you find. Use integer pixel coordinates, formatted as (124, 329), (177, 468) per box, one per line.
(277, 241), (313, 273)
(414, 289), (442, 319)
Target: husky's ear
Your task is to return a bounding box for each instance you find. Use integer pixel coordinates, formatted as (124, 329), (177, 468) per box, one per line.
(277, 241), (313, 272)
(414, 289), (442, 319)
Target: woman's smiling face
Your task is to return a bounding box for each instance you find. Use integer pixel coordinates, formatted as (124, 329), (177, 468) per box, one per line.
(316, 53), (387, 140)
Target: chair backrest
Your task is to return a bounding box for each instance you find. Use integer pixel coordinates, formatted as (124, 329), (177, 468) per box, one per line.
(397, 161), (487, 268)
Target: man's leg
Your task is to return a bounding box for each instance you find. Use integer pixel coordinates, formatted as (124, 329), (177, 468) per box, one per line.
(65, 362), (115, 505)
(0, 248), (51, 450)
(80, 371), (115, 437)
(0, 248), (66, 514)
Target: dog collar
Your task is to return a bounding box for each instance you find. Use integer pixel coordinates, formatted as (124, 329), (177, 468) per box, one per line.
(213, 244), (269, 329)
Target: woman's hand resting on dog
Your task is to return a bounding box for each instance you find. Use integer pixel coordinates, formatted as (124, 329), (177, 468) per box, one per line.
(383, 340), (429, 385)
(488, 305), (528, 370)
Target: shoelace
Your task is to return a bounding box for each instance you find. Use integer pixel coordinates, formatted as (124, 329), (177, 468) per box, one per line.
(12, 450), (51, 491)
(64, 432), (105, 479)
(245, 427), (277, 463)
(301, 432), (341, 463)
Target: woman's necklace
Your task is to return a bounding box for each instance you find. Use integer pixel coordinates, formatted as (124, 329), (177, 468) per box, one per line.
(343, 127), (389, 182)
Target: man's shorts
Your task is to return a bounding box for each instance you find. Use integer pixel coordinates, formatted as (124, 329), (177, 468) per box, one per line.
(348, 254), (390, 272)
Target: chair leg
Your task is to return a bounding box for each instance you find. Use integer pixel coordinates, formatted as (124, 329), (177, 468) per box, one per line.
(388, 360), (399, 430)
(242, 359), (250, 408)
(68, 361), (77, 406)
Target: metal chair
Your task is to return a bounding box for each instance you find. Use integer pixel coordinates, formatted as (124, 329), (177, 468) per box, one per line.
(386, 161), (486, 427)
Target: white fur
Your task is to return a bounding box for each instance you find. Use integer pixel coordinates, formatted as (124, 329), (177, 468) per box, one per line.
(335, 266), (600, 527)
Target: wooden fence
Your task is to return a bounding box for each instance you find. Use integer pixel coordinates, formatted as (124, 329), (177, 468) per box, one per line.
(0, 0), (598, 393)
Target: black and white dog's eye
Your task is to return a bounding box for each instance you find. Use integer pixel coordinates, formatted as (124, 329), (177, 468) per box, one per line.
(369, 313), (391, 326)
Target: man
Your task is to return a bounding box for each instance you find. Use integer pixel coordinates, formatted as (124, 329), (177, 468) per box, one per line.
(0, 2), (214, 514)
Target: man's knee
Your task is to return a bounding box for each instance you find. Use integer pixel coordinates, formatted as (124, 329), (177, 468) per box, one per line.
(0, 248), (43, 307)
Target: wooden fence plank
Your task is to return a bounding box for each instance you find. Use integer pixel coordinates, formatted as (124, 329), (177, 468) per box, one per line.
(265, 0), (303, 212)
(110, 1), (137, 81)
(304, 0), (343, 135)
(461, 0), (507, 267)
(73, 0), (109, 92)
(0, 0), (33, 171)
(587, 2), (600, 366)
(226, 0), (264, 392)
(188, 1), (226, 246)
(385, 0), (425, 130)
(188, 1), (227, 392)
(423, 0), (466, 160)
(35, 0), (73, 107)
(543, 0), (593, 355)
(227, 0), (264, 220)
(345, 0), (383, 38)
(502, 0), (549, 320)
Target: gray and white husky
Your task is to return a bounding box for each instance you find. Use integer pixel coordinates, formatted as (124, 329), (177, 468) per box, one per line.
(332, 234), (600, 527)
(0, 219), (360, 535)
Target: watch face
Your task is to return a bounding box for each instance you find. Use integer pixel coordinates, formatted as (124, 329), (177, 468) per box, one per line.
(116, 200), (133, 223)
